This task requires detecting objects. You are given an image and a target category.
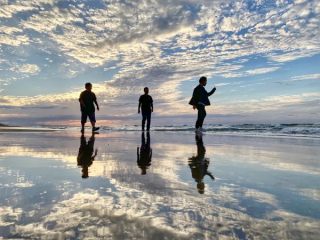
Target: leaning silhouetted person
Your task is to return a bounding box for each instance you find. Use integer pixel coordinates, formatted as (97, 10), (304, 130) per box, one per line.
(79, 82), (100, 133)
(188, 134), (214, 194)
(137, 132), (152, 175)
(189, 76), (216, 132)
(77, 133), (98, 178)
(138, 87), (153, 131)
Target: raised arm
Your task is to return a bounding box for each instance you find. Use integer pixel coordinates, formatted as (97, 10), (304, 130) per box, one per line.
(92, 149), (98, 160)
(207, 87), (216, 96)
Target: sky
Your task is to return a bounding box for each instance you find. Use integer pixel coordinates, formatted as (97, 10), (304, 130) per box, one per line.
(0, 0), (319, 126)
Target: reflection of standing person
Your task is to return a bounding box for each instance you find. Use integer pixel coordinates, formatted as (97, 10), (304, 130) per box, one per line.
(137, 132), (152, 175)
(189, 76), (216, 132)
(188, 134), (214, 194)
(138, 87), (153, 131)
(77, 134), (98, 178)
(79, 82), (100, 134)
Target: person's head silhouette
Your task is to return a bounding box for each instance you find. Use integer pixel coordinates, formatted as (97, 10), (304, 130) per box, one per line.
(199, 76), (207, 86)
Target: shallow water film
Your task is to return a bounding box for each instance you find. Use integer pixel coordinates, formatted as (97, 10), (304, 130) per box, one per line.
(0, 131), (319, 239)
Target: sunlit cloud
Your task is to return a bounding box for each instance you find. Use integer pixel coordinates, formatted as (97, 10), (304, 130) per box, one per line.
(0, 0), (319, 123)
(291, 73), (320, 81)
(10, 64), (41, 75)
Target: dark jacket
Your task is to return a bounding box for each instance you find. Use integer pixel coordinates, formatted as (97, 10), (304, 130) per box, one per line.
(189, 85), (216, 106)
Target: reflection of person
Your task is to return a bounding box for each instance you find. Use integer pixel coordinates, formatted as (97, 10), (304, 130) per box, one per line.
(138, 87), (153, 131)
(79, 82), (100, 134)
(137, 132), (152, 175)
(189, 76), (216, 132)
(77, 133), (98, 178)
(188, 134), (214, 194)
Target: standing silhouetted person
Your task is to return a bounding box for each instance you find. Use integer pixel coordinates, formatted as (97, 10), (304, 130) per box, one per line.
(77, 133), (98, 178)
(138, 87), (153, 131)
(137, 132), (152, 175)
(188, 134), (214, 194)
(189, 76), (216, 132)
(79, 82), (100, 133)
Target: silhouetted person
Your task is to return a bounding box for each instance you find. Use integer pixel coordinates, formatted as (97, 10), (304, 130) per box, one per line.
(138, 87), (153, 131)
(188, 134), (214, 194)
(189, 76), (216, 132)
(79, 82), (100, 133)
(77, 133), (98, 178)
(137, 132), (152, 175)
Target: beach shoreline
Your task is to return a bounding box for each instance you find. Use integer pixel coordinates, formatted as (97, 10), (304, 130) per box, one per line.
(0, 131), (319, 239)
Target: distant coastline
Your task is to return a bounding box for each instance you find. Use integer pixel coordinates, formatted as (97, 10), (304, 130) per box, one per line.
(0, 124), (58, 132)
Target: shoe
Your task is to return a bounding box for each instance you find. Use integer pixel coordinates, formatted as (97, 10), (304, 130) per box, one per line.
(92, 127), (100, 132)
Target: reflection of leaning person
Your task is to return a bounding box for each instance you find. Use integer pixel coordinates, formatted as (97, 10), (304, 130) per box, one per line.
(77, 134), (98, 178)
(188, 135), (214, 194)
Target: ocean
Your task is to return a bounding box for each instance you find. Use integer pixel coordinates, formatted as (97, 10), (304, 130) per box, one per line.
(58, 123), (320, 139)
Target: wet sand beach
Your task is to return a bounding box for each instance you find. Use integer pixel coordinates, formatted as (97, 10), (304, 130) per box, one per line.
(0, 130), (319, 239)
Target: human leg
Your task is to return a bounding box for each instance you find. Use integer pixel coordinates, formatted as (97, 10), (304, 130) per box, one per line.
(81, 112), (87, 133)
(196, 105), (206, 129)
(142, 113), (147, 131)
(199, 106), (206, 128)
(146, 112), (151, 131)
(88, 113), (99, 132)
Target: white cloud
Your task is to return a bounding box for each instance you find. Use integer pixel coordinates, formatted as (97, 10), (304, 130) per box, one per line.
(246, 67), (280, 75)
(0, 0), (319, 120)
(10, 64), (41, 75)
(291, 73), (320, 81)
(0, 25), (30, 46)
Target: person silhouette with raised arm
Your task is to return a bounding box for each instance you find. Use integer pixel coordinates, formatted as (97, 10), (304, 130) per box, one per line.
(189, 76), (216, 132)
(188, 134), (214, 194)
(77, 133), (98, 178)
(137, 132), (152, 175)
(138, 87), (153, 131)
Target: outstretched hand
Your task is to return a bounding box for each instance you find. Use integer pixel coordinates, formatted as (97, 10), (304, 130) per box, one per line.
(97, 106), (100, 111)
(193, 105), (196, 110)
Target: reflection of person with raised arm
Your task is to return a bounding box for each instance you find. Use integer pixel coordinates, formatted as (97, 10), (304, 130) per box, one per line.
(188, 134), (214, 194)
(77, 133), (98, 178)
(137, 132), (152, 175)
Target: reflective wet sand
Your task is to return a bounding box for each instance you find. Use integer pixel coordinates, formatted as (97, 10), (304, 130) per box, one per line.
(0, 131), (319, 239)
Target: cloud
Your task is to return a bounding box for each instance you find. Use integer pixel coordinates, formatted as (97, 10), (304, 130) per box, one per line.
(0, 0), (319, 121)
(0, 25), (30, 46)
(10, 64), (41, 75)
(291, 73), (320, 81)
(245, 67), (280, 75)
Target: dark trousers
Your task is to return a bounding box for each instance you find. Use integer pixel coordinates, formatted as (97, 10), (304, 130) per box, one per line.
(142, 111), (151, 131)
(196, 105), (206, 129)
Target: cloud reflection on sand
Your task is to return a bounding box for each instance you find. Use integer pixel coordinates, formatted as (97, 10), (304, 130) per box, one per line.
(0, 132), (319, 239)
